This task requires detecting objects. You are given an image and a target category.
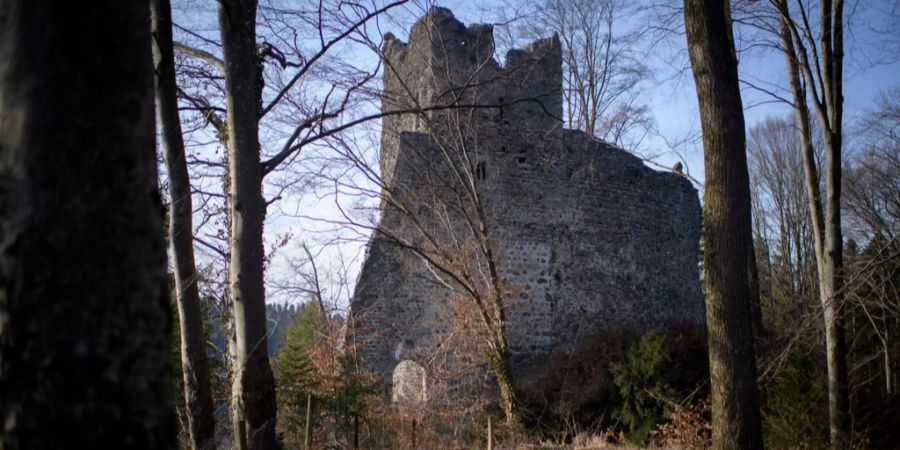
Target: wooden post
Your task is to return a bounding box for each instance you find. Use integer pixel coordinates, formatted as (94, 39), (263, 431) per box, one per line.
(235, 418), (248, 450)
(353, 414), (360, 449)
(487, 417), (493, 450)
(304, 393), (314, 449)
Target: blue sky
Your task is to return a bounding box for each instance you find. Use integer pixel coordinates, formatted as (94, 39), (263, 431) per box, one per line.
(290, 0), (898, 306)
(368, 0), (899, 187)
(170, 0), (899, 307)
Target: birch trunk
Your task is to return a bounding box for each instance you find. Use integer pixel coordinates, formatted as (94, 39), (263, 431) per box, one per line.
(775, 1), (850, 445)
(152, 0), (217, 447)
(217, 1), (277, 448)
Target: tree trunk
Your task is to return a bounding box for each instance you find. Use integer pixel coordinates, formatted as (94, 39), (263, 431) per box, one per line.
(217, 1), (277, 449)
(151, 0), (217, 447)
(0, 2), (174, 448)
(490, 350), (524, 432)
(820, 3), (850, 445)
(775, 2), (850, 446)
(813, 127), (850, 449)
(748, 239), (764, 341)
(683, 0), (765, 448)
(304, 393), (314, 450)
(820, 132), (850, 450)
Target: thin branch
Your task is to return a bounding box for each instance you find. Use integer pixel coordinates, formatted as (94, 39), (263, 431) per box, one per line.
(174, 42), (225, 71)
(259, 0), (409, 118)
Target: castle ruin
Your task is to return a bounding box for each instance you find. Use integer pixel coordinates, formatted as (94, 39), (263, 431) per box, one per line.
(350, 8), (704, 394)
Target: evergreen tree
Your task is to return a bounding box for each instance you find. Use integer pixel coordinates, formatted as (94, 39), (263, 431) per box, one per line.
(611, 331), (677, 443)
(274, 299), (320, 441)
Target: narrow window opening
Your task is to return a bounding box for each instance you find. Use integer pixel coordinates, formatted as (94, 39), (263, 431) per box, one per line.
(475, 162), (486, 181)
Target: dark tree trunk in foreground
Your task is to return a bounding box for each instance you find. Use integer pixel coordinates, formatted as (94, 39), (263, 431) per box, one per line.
(0, 2), (174, 449)
(217, 0), (277, 448)
(684, 0), (765, 448)
(152, 0), (217, 447)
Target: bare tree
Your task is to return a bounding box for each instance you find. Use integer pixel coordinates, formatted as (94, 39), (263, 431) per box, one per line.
(152, 0), (217, 447)
(683, 0), (764, 447)
(771, 0), (851, 445)
(375, 129), (529, 429)
(748, 117), (820, 324)
(843, 147), (900, 398)
(173, 1), (412, 447)
(513, 0), (651, 149)
(0, 1), (173, 448)
(843, 92), (900, 398)
(846, 88), (900, 243)
(346, 125), (532, 429)
(325, 8), (568, 428)
(216, 1), (279, 448)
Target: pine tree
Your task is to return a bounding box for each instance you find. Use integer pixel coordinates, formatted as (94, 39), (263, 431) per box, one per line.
(274, 299), (320, 441)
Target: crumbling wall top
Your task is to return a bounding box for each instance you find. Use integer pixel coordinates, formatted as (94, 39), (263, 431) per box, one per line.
(381, 7), (562, 93)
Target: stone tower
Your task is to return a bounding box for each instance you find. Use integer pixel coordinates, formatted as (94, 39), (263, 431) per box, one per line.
(351, 8), (704, 391)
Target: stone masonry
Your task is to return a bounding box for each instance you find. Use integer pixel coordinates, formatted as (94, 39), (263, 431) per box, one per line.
(350, 8), (704, 391)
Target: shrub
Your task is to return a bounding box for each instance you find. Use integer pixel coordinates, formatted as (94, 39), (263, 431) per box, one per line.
(652, 397), (711, 449)
(763, 350), (830, 449)
(274, 299), (380, 447)
(520, 327), (633, 437)
(520, 322), (708, 445)
(610, 323), (709, 444)
(610, 330), (677, 443)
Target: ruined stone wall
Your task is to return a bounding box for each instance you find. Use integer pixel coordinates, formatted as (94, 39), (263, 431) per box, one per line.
(351, 8), (704, 388)
(379, 7), (561, 189)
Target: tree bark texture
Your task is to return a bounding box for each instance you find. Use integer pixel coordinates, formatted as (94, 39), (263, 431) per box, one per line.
(490, 350), (524, 432)
(217, 1), (277, 448)
(818, 2), (850, 446)
(684, 0), (765, 448)
(0, 1), (174, 449)
(775, 2), (850, 446)
(151, 0), (217, 447)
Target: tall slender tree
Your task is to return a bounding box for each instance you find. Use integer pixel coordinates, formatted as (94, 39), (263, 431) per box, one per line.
(152, 0), (217, 447)
(0, 1), (173, 448)
(208, 1), (409, 447)
(683, 0), (765, 448)
(217, 1), (277, 448)
(773, 1), (850, 445)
